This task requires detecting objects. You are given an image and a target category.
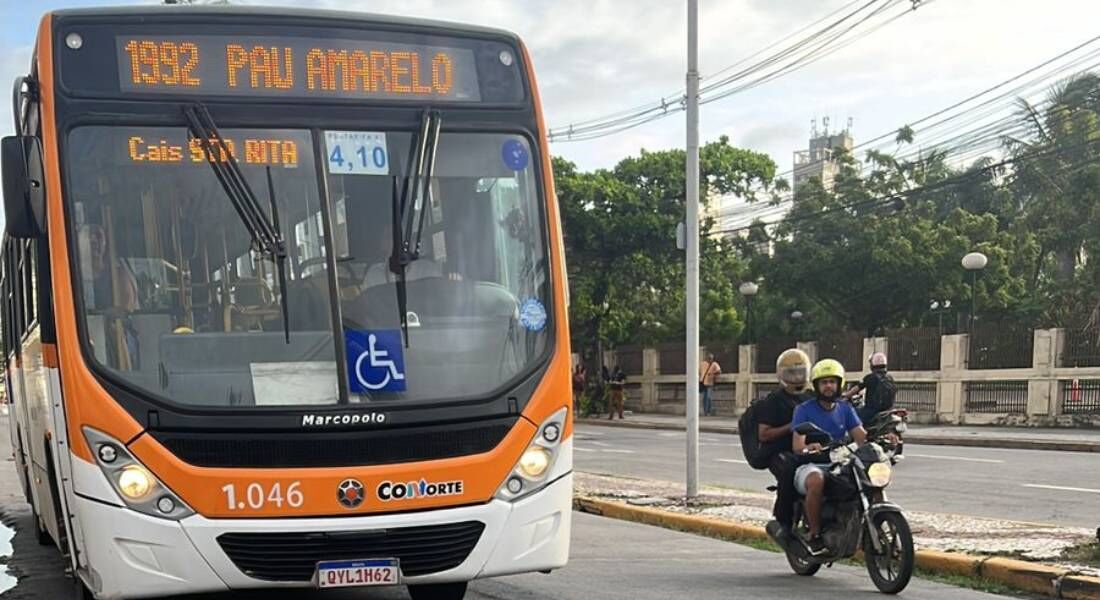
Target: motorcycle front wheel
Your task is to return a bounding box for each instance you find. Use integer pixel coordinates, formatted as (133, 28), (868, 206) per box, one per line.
(863, 511), (914, 594)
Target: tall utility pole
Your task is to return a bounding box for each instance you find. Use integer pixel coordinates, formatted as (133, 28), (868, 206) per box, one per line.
(685, 0), (701, 500)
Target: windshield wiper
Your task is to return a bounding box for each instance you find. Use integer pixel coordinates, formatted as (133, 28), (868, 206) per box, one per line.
(183, 103), (292, 344)
(390, 109), (442, 347)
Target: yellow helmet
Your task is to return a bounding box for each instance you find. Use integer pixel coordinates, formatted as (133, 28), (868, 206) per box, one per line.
(810, 358), (846, 391)
(776, 349), (811, 394)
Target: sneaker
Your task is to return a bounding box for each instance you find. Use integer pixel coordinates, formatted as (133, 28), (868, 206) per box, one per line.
(804, 535), (828, 557)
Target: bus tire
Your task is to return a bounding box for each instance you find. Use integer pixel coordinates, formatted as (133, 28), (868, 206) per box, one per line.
(29, 481), (52, 546)
(72, 576), (95, 600)
(407, 581), (468, 600)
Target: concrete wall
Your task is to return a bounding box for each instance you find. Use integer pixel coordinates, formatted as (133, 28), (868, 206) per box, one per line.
(608, 329), (1100, 427)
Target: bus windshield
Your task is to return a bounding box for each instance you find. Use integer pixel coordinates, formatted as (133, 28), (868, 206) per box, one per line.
(64, 125), (551, 408)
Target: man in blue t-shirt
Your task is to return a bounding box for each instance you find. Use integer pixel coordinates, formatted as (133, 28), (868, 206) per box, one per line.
(791, 358), (867, 556)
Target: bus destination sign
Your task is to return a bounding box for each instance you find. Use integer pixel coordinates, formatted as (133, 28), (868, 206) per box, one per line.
(115, 35), (482, 102)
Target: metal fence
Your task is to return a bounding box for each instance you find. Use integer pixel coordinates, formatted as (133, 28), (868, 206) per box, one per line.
(965, 381), (1028, 413)
(817, 330), (864, 372)
(968, 323), (1033, 370)
(615, 345), (644, 375)
(887, 327), (942, 371)
(756, 336), (798, 375)
(894, 382), (937, 413)
(752, 383), (773, 403)
(1061, 380), (1100, 414)
(1062, 328), (1100, 368)
(704, 341), (739, 374)
(657, 343), (686, 375)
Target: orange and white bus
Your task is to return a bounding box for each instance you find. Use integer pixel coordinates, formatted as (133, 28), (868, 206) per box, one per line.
(1, 6), (571, 599)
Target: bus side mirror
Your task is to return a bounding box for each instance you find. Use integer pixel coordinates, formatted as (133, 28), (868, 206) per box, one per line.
(2, 135), (47, 239)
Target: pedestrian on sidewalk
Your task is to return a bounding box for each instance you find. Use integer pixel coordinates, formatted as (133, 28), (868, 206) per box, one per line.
(572, 362), (587, 416)
(699, 352), (721, 416)
(607, 366), (626, 420)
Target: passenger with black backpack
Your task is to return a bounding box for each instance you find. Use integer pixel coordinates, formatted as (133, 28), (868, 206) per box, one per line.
(739, 348), (812, 532)
(843, 352), (897, 424)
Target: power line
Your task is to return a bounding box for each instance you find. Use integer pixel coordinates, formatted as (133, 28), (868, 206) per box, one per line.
(549, 0), (928, 142)
(712, 38), (1100, 228)
(713, 136), (1100, 238)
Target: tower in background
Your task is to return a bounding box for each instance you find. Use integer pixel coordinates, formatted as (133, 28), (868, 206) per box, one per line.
(793, 117), (854, 194)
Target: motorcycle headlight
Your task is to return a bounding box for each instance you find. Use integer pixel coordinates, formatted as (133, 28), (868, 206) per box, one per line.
(895, 422), (908, 434)
(496, 408), (568, 502)
(867, 462), (892, 487)
(83, 427), (194, 520)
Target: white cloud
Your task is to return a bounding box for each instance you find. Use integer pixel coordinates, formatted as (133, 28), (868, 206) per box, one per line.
(4, 0), (1100, 179)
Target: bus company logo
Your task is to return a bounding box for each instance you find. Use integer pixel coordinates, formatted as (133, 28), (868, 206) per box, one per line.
(376, 479), (464, 502)
(337, 479), (366, 509)
(301, 412), (386, 427)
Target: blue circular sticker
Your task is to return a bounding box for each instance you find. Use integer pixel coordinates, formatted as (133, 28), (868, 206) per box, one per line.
(502, 139), (529, 171)
(519, 298), (547, 332)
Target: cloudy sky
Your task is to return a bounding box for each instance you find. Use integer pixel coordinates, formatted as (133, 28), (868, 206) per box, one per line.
(4, 0), (1100, 180)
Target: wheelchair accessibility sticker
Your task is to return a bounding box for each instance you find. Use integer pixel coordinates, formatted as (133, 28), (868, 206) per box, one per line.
(346, 330), (407, 393)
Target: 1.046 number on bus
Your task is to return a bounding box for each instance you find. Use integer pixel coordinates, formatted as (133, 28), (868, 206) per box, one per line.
(221, 482), (305, 511)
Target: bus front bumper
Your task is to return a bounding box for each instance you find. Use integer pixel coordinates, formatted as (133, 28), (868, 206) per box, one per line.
(75, 472), (572, 598)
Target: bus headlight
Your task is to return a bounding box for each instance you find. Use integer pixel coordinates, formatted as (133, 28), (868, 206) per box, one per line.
(867, 462), (892, 487)
(83, 427), (194, 520)
(519, 447), (552, 478)
(496, 408), (568, 502)
(118, 466), (154, 499)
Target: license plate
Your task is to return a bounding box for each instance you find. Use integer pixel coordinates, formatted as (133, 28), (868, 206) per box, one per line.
(315, 558), (401, 589)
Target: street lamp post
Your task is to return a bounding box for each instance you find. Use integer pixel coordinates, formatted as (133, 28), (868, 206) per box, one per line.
(790, 310), (804, 340)
(930, 300), (951, 337)
(739, 282), (759, 342)
(961, 252), (988, 336)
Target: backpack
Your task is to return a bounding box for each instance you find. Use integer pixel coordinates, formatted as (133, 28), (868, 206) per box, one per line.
(738, 400), (772, 470)
(870, 371), (897, 412)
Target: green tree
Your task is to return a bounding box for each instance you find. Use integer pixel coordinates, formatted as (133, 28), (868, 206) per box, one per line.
(557, 136), (780, 366)
(754, 142), (1038, 336)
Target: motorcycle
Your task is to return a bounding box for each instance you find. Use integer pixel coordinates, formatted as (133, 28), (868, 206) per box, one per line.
(765, 406), (914, 594)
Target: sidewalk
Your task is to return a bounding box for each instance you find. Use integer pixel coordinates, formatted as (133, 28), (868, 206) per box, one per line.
(577, 412), (1100, 453)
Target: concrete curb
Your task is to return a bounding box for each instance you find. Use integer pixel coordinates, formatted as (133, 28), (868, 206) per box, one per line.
(573, 496), (1100, 599)
(576, 418), (1100, 453)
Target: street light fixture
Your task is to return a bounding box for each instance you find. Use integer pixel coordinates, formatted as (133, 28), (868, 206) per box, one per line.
(790, 310), (804, 340)
(961, 252), (988, 335)
(739, 282), (759, 343)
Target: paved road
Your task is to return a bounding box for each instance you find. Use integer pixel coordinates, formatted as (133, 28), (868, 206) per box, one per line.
(0, 506), (1012, 599)
(0, 413), (1014, 599)
(574, 424), (1100, 529)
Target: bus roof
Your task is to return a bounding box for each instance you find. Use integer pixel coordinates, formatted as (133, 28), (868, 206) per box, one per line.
(48, 5), (521, 44)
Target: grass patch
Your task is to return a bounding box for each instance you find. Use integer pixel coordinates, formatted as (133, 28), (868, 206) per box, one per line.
(1059, 541), (1100, 569)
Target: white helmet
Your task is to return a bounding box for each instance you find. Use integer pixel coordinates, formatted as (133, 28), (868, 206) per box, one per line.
(869, 352), (888, 369)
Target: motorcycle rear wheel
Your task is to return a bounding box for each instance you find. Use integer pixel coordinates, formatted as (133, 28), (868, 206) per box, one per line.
(863, 511), (914, 594)
(785, 549), (822, 576)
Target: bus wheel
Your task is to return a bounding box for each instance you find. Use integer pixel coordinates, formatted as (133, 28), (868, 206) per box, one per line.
(407, 581), (468, 600)
(28, 481), (51, 546)
(72, 575), (95, 600)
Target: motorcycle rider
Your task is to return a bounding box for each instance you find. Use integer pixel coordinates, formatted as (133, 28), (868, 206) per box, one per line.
(842, 352), (897, 424)
(758, 349), (813, 534)
(792, 358), (867, 556)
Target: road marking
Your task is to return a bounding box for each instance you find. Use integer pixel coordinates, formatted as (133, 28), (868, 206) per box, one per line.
(600, 449), (636, 454)
(716, 458), (748, 464)
(575, 447), (597, 453)
(905, 453), (1004, 464)
(659, 432), (681, 437)
(1023, 484), (1100, 494)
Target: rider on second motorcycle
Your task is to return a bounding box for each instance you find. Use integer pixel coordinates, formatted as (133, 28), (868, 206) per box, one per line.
(791, 359), (867, 556)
